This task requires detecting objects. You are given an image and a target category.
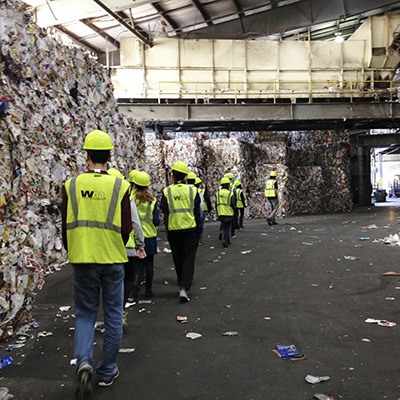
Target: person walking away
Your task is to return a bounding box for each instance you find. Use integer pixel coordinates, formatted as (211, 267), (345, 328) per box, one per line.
(160, 161), (201, 302)
(265, 170), (279, 225)
(234, 180), (247, 230)
(121, 169), (147, 307)
(224, 172), (237, 238)
(216, 177), (235, 248)
(130, 170), (160, 299)
(61, 130), (132, 399)
(195, 177), (212, 245)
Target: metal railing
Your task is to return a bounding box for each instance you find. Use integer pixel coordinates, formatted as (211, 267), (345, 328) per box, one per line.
(157, 80), (397, 104)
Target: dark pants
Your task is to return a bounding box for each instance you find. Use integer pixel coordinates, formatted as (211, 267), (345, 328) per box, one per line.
(134, 255), (154, 292)
(167, 229), (199, 291)
(219, 216), (232, 247)
(124, 257), (136, 305)
(232, 208), (238, 235)
(237, 208), (245, 229)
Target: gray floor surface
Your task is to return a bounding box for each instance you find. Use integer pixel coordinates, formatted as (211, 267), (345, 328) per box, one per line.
(1, 206), (400, 400)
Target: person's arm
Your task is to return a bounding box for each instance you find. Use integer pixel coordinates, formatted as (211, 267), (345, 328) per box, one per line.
(194, 192), (201, 228)
(204, 187), (212, 211)
(160, 192), (169, 231)
(130, 201), (146, 259)
(240, 191), (246, 207)
(61, 185), (68, 251)
(153, 201), (160, 227)
(121, 191), (132, 245)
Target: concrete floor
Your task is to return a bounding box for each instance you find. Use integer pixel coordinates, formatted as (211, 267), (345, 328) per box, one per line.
(1, 206), (400, 400)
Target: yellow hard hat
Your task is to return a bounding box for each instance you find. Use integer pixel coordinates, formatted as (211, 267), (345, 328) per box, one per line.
(83, 130), (114, 150)
(194, 177), (202, 185)
(220, 177), (231, 185)
(224, 172), (235, 179)
(107, 168), (124, 179)
(270, 171), (277, 177)
(128, 169), (140, 183)
(172, 161), (189, 174)
(234, 180), (241, 187)
(132, 171), (151, 187)
(187, 171), (197, 180)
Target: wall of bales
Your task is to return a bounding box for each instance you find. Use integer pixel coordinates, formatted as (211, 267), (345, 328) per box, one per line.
(0, 0), (145, 338)
(144, 131), (353, 220)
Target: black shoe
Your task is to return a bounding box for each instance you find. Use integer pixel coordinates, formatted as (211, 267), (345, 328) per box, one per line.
(179, 288), (190, 302)
(75, 364), (93, 400)
(272, 221), (278, 225)
(218, 233), (222, 240)
(267, 219), (272, 226)
(223, 242), (228, 249)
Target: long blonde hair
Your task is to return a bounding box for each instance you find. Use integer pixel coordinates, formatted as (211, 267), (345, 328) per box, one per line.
(134, 185), (155, 204)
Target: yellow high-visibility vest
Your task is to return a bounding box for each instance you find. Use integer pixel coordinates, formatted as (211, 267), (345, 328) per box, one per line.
(163, 184), (196, 231)
(65, 173), (130, 263)
(265, 179), (277, 198)
(132, 193), (157, 238)
(216, 188), (234, 217)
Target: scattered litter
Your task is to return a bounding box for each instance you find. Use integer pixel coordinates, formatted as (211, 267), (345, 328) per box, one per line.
(311, 284), (319, 287)
(200, 287), (207, 290)
(164, 280), (170, 285)
(384, 234), (400, 245)
(138, 308), (146, 313)
(290, 227), (297, 230)
(241, 250), (252, 254)
(222, 331), (238, 336)
(365, 318), (396, 327)
(264, 317), (271, 320)
(385, 297), (395, 301)
(358, 237), (370, 241)
(314, 394), (334, 400)
(344, 256), (359, 260)
(0, 356), (14, 368)
(306, 375), (330, 384)
(329, 283), (334, 289)
(362, 338), (371, 342)
(212, 259), (219, 263)
(163, 247), (172, 253)
(125, 301), (136, 308)
(186, 332), (202, 340)
(119, 348), (135, 353)
(138, 300), (151, 304)
(302, 242), (313, 246)
(0, 387), (14, 399)
(273, 344), (306, 361)
(59, 306), (72, 312)
(383, 271), (400, 276)
(225, 305), (232, 309)
(176, 316), (188, 323)
(260, 233), (268, 236)
(70, 358), (77, 366)
(37, 331), (53, 338)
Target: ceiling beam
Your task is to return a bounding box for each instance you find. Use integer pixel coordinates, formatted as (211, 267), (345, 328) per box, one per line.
(152, 1), (182, 34)
(191, 0), (213, 26)
(115, 11), (150, 41)
(81, 18), (120, 50)
(54, 24), (101, 54)
(231, 0), (245, 34)
(91, 0), (153, 47)
(183, 0), (400, 39)
(270, 0), (277, 9)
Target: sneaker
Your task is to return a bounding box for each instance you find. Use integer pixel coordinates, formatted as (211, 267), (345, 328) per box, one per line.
(75, 364), (93, 400)
(231, 235), (236, 238)
(98, 369), (120, 387)
(179, 288), (190, 302)
(223, 243), (228, 249)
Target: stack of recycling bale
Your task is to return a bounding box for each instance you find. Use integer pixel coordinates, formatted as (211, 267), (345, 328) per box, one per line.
(0, 0), (144, 338)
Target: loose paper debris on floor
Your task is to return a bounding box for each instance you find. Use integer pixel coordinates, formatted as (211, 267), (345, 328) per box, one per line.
(314, 394), (334, 400)
(176, 316), (188, 323)
(119, 348), (135, 353)
(186, 332), (202, 340)
(344, 256), (359, 260)
(365, 318), (396, 327)
(273, 344), (306, 361)
(383, 271), (400, 276)
(222, 331), (238, 336)
(306, 375), (330, 384)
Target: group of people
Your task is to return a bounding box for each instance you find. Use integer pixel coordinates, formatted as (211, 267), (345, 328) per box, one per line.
(61, 130), (280, 400)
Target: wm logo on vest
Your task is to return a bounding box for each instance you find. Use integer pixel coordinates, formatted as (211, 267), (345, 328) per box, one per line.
(81, 190), (106, 200)
(173, 194), (188, 201)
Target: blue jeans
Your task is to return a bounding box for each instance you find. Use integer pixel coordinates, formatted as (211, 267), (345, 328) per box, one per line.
(73, 263), (124, 379)
(199, 211), (207, 242)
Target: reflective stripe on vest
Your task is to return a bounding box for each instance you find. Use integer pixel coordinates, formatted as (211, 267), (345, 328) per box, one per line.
(265, 179), (277, 198)
(136, 198), (157, 238)
(216, 188), (234, 217)
(67, 176), (123, 233)
(65, 173), (129, 264)
(163, 184), (196, 231)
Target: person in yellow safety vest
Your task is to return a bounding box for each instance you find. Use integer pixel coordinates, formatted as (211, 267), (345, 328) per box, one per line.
(234, 180), (248, 230)
(186, 171), (197, 185)
(129, 170), (160, 300)
(216, 177), (235, 249)
(224, 172), (237, 238)
(194, 177), (212, 245)
(109, 168), (145, 323)
(160, 161), (201, 302)
(61, 130), (132, 396)
(265, 170), (279, 226)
